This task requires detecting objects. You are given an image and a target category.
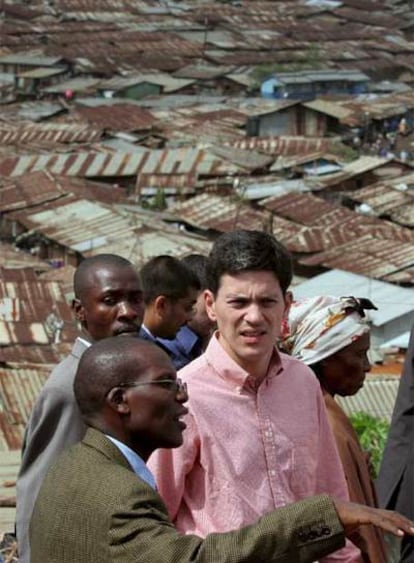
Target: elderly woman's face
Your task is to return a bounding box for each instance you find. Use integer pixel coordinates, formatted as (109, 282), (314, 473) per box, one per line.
(320, 332), (371, 397)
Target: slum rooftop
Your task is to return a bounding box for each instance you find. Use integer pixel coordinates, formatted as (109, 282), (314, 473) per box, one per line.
(1, 0), (414, 535)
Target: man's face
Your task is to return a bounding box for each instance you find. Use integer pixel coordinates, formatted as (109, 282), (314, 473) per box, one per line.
(159, 289), (198, 340)
(74, 265), (144, 340)
(205, 270), (290, 376)
(125, 345), (188, 458)
(187, 291), (216, 338)
(320, 332), (371, 397)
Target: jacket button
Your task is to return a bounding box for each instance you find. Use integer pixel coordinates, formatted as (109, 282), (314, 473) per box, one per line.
(322, 527), (331, 536)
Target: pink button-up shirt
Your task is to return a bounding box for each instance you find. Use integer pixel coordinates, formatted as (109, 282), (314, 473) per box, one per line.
(149, 334), (360, 562)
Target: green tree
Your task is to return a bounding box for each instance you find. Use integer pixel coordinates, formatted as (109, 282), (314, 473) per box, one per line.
(349, 411), (390, 479)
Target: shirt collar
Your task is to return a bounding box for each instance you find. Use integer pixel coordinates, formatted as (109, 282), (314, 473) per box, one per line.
(204, 331), (283, 391)
(140, 324), (155, 339)
(106, 435), (157, 490)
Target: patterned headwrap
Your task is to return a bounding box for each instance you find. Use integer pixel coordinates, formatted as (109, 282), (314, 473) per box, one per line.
(280, 295), (377, 366)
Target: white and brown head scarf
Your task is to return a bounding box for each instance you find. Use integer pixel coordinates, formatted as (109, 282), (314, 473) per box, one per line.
(280, 295), (377, 366)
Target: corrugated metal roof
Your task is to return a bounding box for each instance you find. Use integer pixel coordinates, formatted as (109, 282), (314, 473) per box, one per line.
(0, 366), (50, 451)
(0, 449), (19, 533)
(0, 343), (72, 367)
(299, 234), (414, 281)
(0, 54), (64, 66)
(348, 173), (414, 228)
(169, 192), (283, 233)
(0, 243), (51, 271)
(9, 197), (212, 266)
(42, 77), (102, 94)
(0, 148), (244, 178)
(261, 192), (336, 225)
(0, 123), (102, 146)
(99, 73), (195, 92)
(292, 269), (414, 326)
(75, 104), (156, 132)
(17, 67), (67, 79)
(0, 171), (69, 212)
(228, 136), (340, 156)
(0, 268), (78, 345)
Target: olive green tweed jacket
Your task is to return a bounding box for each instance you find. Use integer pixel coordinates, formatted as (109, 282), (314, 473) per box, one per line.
(30, 428), (345, 563)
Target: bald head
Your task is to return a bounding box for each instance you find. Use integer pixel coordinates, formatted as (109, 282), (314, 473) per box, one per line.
(74, 336), (188, 459)
(74, 336), (168, 422)
(74, 254), (136, 301)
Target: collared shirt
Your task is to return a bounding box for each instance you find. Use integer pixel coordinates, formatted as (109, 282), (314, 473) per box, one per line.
(148, 333), (359, 562)
(106, 435), (156, 490)
(158, 325), (203, 370)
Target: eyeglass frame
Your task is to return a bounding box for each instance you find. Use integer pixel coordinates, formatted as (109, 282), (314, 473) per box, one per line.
(107, 378), (187, 397)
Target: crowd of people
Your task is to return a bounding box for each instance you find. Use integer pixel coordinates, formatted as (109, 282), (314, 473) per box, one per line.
(14, 230), (414, 562)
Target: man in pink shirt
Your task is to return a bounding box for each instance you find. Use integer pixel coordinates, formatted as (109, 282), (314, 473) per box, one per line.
(149, 230), (360, 562)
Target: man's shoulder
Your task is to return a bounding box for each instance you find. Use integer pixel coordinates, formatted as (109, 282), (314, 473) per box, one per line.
(278, 351), (319, 385)
(31, 338), (88, 410)
(179, 353), (208, 380)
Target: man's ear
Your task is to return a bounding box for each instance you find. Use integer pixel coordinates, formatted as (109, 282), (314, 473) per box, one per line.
(106, 387), (130, 415)
(72, 298), (86, 323)
(154, 295), (168, 317)
(204, 290), (217, 322)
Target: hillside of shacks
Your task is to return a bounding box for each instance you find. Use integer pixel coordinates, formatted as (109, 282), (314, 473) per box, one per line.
(1, 0), (414, 541)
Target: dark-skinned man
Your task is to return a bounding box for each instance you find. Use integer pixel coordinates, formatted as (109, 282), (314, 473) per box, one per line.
(30, 336), (414, 563)
(16, 253), (144, 563)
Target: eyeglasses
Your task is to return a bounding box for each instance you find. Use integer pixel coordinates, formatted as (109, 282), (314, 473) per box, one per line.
(117, 378), (187, 395)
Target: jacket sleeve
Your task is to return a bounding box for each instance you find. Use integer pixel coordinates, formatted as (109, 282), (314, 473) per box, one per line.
(109, 490), (345, 563)
(16, 360), (86, 562)
(147, 409), (199, 520)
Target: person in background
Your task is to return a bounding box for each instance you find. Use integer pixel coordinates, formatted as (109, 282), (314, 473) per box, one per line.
(29, 335), (414, 563)
(139, 255), (199, 354)
(280, 295), (388, 563)
(377, 325), (414, 562)
(158, 254), (216, 369)
(149, 230), (360, 563)
(16, 254), (144, 563)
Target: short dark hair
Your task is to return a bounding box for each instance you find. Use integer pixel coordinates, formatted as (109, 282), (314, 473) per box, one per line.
(74, 254), (136, 300)
(181, 254), (209, 290)
(74, 335), (165, 421)
(206, 230), (292, 295)
(140, 255), (200, 305)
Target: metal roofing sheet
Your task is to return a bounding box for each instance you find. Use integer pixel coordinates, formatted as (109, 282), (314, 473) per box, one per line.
(9, 196), (211, 267)
(337, 377), (399, 421)
(228, 136), (337, 156)
(0, 123), (102, 146)
(17, 67), (66, 79)
(261, 192), (335, 225)
(299, 234), (414, 281)
(292, 269), (414, 325)
(0, 171), (68, 212)
(0, 343), (72, 367)
(0, 366), (50, 450)
(75, 104), (156, 132)
(0, 243), (50, 271)
(0, 54), (63, 66)
(349, 174), (414, 227)
(168, 192), (299, 236)
(0, 148), (243, 178)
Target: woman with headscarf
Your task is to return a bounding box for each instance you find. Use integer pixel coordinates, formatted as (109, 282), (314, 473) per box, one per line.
(280, 295), (388, 563)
